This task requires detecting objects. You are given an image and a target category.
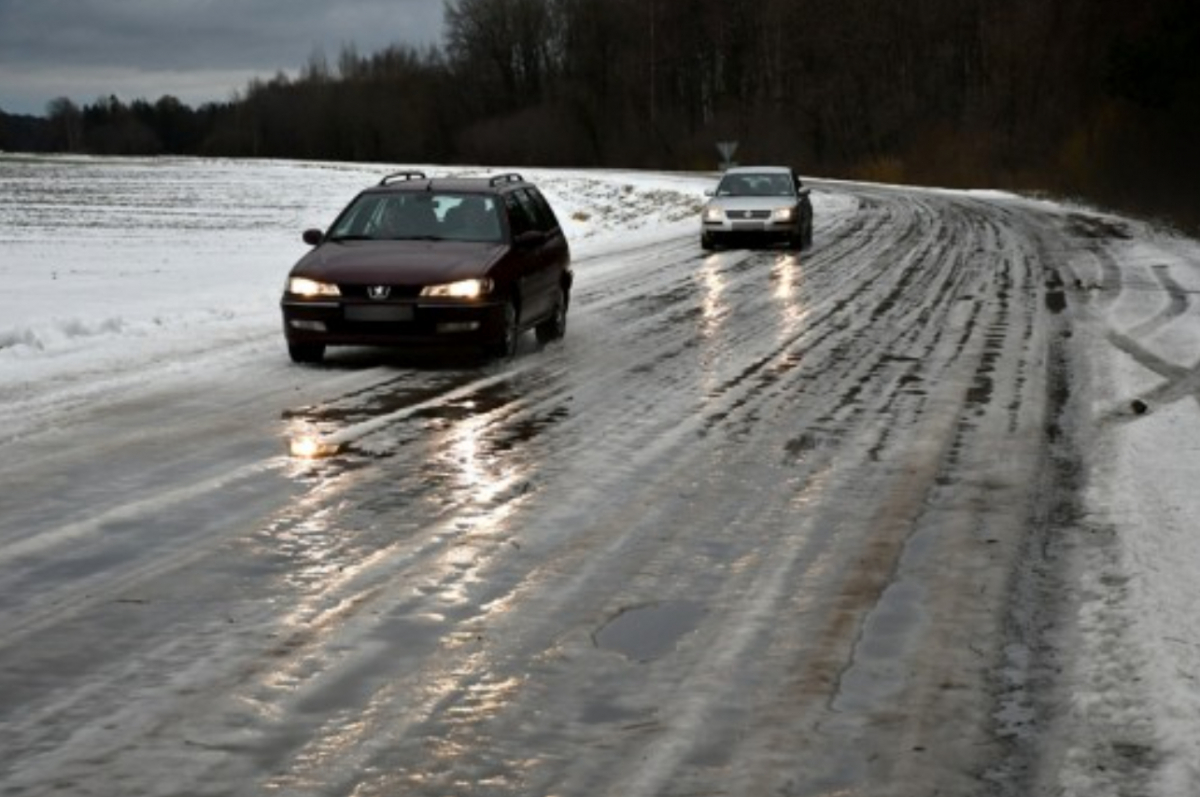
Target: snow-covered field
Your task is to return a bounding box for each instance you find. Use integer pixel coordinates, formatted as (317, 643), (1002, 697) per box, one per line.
(3, 154), (1200, 794)
(0, 157), (709, 393)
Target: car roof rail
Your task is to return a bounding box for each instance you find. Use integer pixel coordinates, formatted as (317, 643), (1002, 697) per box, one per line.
(488, 173), (525, 187)
(379, 170), (428, 185)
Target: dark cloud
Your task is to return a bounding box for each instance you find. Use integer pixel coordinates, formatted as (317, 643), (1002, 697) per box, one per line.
(0, 0), (444, 115)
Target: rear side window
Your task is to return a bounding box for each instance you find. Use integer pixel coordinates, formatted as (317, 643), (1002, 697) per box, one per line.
(512, 189), (550, 233)
(521, 188), (561, 233)
(504, 192), (537, 237)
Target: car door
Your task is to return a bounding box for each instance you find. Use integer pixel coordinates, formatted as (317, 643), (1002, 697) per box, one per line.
(501, 191), (539, 322)
(523, 188), (570, 318)
(792, 169), (813, 226)
(504, 189), (557, 324)
(527, 187), (570, 271)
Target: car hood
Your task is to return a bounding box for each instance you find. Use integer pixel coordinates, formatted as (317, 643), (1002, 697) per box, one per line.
(291, 240), (506, 285)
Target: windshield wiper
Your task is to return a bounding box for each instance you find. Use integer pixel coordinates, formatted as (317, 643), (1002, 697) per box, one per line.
(327, 234), (372, 242)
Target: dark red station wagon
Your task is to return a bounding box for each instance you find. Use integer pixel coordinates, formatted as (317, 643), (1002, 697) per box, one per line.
(281, 171), (572, 363)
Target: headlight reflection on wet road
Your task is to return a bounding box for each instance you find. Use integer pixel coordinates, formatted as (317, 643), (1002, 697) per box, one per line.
(772, 253), (800, 303)
(289, 434), (342, 460)
(770, 253), (811, 338)
(424, 399), (531, 614)
(266, 376), (547, 785)
(285, 412), (345, 462)
(696, 256), (732, 401)
(698, 257), (729, 342)
(446, 402), (490, 496)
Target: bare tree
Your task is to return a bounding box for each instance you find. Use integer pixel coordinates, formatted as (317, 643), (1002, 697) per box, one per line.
(46, 97), (83, 152)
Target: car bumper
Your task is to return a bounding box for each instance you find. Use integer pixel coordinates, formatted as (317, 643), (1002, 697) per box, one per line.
(702, 218), (801, 238)
(281, 297), (507, 349)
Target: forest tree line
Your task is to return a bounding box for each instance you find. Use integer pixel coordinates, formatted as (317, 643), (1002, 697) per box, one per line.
(2, 0), (1197, 229)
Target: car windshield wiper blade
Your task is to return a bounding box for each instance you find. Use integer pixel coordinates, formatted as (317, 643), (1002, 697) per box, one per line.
(327, 234), (372, 242)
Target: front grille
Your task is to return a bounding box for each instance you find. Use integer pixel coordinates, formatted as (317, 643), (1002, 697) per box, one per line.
(728, 210), (771, 220)
(339, 284), (423, 299)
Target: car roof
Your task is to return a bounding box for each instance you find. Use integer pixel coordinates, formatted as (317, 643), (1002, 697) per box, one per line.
(368, 171), (531, 195)
(721, 165), (794, 176)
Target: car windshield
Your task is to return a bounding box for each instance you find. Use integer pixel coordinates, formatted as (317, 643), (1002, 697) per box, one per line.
(328, 193), (504, 243)
(716, 173), (795, 197)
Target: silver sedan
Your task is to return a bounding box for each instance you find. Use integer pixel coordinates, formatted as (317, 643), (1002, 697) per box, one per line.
(700, 166), (813, 251)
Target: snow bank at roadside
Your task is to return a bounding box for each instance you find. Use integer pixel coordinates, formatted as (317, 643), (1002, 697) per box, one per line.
(1067, 222), (1200, 794)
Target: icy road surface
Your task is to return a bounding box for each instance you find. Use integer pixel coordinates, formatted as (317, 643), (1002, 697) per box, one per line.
(3, 157), (1200, 796)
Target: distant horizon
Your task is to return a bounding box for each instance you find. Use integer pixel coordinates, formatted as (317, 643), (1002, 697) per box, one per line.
(1, 67), (275, 118)
(1, 63), (334, 118)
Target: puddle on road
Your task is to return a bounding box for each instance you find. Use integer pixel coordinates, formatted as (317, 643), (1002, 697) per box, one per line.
(832, 577), (929, 715)
(281, 371), (479, 425)
(283, 372), (571, 473)
(412, 381), (523, 422)
(594, 600), (706, 663)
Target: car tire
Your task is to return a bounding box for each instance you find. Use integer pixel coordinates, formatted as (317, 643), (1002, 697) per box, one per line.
(488, 298), (519, 359)
(288, 342), (325, 364)
(535, 286), (568, 344)
(701, 233), (715, 251)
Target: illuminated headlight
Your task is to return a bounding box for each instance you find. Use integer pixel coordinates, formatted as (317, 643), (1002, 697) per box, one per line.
(702, 206), (725, 222)
(287, 277), (340, 297)
(772, 207), (796, 222)
(420, 278), (494, 299)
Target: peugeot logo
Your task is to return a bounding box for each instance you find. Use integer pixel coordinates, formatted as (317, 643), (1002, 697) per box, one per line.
(367, 285), (391, 300)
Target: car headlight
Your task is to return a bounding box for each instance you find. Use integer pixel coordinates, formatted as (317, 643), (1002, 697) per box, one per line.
(420, 278), (494, 299)
(702, 206), (725, 222)
(772, 207), (796, 222)
(287, 277), (341, 297)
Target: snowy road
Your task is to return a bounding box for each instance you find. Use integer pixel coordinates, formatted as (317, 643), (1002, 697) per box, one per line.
(3, 158), (1200, 796)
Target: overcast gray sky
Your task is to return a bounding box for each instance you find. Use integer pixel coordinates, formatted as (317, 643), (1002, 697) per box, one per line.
(0, 0), (446, 116)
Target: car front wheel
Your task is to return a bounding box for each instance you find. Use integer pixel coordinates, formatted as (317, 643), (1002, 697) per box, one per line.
(535, 287), (568, 344)
(488, 299), (519, 359)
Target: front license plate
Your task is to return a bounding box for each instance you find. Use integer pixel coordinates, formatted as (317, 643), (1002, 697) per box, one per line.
(345, 305), (414, 322)
(732, 221), (764, 232)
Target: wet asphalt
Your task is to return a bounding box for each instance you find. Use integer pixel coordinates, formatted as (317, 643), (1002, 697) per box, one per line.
(0, 183), (1114, 796)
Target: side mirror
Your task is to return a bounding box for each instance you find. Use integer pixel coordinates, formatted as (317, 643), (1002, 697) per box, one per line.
(302, 229), (324, 246)
(704, 189), (715, 197)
